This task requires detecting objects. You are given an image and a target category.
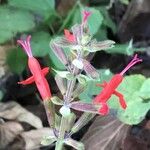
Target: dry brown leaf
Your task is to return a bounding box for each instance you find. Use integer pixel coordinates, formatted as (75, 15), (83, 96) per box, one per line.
(82, 115), (129, 150)
(21, 128), (54, 150)
(0, 121), (23, 149)
(0, 101), (43, 129)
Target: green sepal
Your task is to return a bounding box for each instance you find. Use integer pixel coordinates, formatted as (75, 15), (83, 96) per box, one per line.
(52, 68), (74, 80)
(41, 135), (56, 146)
(64, 138), (85, 150)
(51, 96), (63, 105)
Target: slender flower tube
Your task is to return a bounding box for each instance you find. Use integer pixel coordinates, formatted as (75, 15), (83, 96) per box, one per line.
(82, 10), (91, 24)
(94, 54), (142, 115)
(17, 35), (51, 101)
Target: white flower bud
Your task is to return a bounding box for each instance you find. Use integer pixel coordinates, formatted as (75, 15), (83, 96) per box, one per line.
(72, 59), (84, 69)
(59, 106), (71, 118)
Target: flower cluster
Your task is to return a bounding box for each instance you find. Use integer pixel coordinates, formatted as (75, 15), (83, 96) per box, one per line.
(17, 9), (143, 150)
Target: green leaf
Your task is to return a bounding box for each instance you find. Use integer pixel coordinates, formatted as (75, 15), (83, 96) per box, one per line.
(51, 96), (63, 105)
(41, 136), (56, 146)
(118, 75), (146, 95)
(0, 6), (35, 44)
(139, 78), (150, 99)
(61, 5), (103, 36)
(0, 30), (14, 44)
(106, 43), (145, 55)
(31, 31), (51, 57)
(52, 69), (74, 80)
(8, 0), (55, 19)
(87, 8), (103, 35)
(49, 44), (66, 70)
(64, 138), (85, 150)
(94, 25), (108, 40)
(99, 7), (117, 34)
(39, 35), (67, 70)
(117, 97), (150, 125)
(77, 74), (90, 85)
(72, 6), (82, 25)
(6, 48), (27, 74)
(108, 75), (149, 125)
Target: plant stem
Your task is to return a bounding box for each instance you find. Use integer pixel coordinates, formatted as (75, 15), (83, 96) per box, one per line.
(55, 116), (67, 150)
(55, 67), (78, 150)
(65, 66), (78, 104)
(55, 140), (64, 150)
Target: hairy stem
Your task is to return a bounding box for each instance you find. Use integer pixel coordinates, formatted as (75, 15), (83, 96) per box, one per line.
(55, 67), (78, 150)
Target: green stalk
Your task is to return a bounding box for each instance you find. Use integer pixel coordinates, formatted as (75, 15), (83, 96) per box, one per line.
(55, 116), (67, 150)
(55, 67), (78, 150)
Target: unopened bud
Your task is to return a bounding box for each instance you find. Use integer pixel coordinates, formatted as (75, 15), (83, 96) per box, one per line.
(59, 106), (71, 118)
(72, 59), (84, 69)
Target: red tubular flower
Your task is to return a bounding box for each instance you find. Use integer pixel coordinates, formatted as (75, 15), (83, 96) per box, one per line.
(82, 10), (91, 24)
(17, 35), (51, 100)
(93, 54), (142, 115)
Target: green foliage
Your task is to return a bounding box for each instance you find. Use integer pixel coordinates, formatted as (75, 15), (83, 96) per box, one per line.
(6, 48), (27, 74)
(8, 0), (55, 19)
(64, 138), (85, 150)
(41, 136), (56, 146)
(59, 4), (103, 36)
(87, 8), (103, 35)
(99, 7), (116, 34)
(0, 6), (35, 44)
(2, 0), (144, 74)
(48, 47), (66, 70)
(107, 42), (145, 55)
(31, 31), (51, 57)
